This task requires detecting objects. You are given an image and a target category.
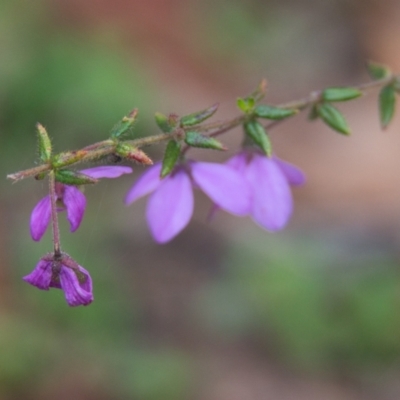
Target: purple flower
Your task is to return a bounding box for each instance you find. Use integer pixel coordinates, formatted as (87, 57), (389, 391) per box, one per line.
(23, 253), (93, 306)
(226, 152), (305, 231)
(30, 166), (132, 241)
(125, 162), (251, 243)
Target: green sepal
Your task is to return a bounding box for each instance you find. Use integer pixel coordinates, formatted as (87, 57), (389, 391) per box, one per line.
(110, 109), (138, 139)
(237, 97), (255, 113)
(184, 131), (226, 151)
(52, 150), (88, 168)
(180, 103), (219, 127)
(367, 61), (391, 80)
(161, 140), (181, 178)
(379, 84), (397, 129)
(55, 170), (98, 185)
(243, 120), (272, 156)
(36, 123), (52, 162)
(254, 105), (298, 120)
(317, 103), (350, 135)
(321, 87), (362, 102)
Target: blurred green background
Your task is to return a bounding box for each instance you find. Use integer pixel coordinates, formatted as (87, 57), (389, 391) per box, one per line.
(2, 0), (400, 399)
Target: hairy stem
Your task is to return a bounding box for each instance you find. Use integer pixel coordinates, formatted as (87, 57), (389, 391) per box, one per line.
(48, 171), (61, 257)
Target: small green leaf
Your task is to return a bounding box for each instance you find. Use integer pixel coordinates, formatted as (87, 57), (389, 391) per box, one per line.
(184, 131), (226, 151)
(155, 112), (172, 133)
(322, 87), (362, 102)
(110, 109), (138, 139)
(180, 103), (219, 126)
(161, 140), (181, 178)
(367, 61), (391, 80)
(254, 105), (298, 120)
(237, 97), (255, 113)
(317, 103), (350, 135)
(379, 84), (397, 129)
(55, 170), (98, 185)
(243, 121), (272, 156)
(155, 113), (179, 133)
(36, 123), (52, 162)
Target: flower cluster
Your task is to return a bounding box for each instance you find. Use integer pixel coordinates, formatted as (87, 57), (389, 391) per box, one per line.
(125, 151), (305, 243)
(26, 165), (132, 306)
(30, 166), (132, 241)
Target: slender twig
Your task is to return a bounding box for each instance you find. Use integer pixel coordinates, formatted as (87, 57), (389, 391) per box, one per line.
(7, 73), (397, 182)
(48, 171), (61, 257)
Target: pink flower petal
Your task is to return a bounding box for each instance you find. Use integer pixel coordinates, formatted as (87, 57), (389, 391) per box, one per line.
(125, 163), (162, 205)
(80, 166), (132, 179)
(273, 157), (306, 186)
(146, 170), (193, 243)
(30, 196), (52, 241)
(23, 259), (52, 290)
(191, 162), (251, 216)
(59, 266), (93, 307)
(63, 186), (86, 232)
(246, 155), (293, 231)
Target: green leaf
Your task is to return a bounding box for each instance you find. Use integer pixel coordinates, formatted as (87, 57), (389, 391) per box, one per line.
(161, 140), (181, 178)
(55, 170), (98, 185)
(180, 103), (219, 126)
(254, 105), (298, 120)
(379, 84), (397, 129)
(321, 87), (362, 102)
(155, 112), (173, 133)
(36, 123), (52, 162)
(110, 109), (138, 139)
(237, 97), (255, 113)
(184, 131), (226, 151)
(155, 113), (179, 133)
(367, 61), (391, 80)
(317, 103), (350, 135)
(243, 121), (272, 156)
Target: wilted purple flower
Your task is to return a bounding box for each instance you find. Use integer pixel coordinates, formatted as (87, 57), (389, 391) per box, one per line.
(226, 151), (305, 231)
(23, 252), (93, 306)
(125, 162), (251, 243)
(30, 166), (132, 241)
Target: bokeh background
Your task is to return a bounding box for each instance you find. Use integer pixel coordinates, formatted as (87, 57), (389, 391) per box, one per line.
(2, 0), (400, 399)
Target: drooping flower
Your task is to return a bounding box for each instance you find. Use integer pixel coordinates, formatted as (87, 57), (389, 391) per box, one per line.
(23, 252), (93, 307)
(226, 151), (305, 231)
(125, 162), (251, 243)
(30, 166), (132, 241)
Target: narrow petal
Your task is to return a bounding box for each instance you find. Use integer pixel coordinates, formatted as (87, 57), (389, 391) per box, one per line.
(191, 162), (251, 216)
(63, 186), (86, 232)
(59, 266), (93, 307)
(125, 163), (162, 205)
(80, 166), (132, 179)
(23, 260), (52, 290)
(273, 157), (306, 186)
(30, 196), (52, 241)
(146, 171), (193, 243)
(246, 155), (293, 231)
